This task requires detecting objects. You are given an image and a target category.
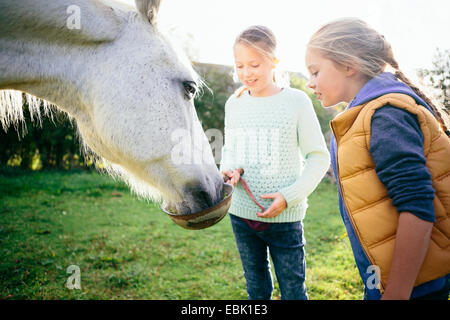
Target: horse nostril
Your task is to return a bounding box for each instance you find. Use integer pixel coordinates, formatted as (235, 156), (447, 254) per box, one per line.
(183, 185), (215, 212)
(183, 173), (224, 212)
(195, 189), (214, 208)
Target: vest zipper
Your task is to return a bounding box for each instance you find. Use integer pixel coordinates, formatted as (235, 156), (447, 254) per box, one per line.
(330, 120), (385, 294)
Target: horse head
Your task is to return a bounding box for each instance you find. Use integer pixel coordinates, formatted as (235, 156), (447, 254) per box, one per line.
(0, 0), (224, 215)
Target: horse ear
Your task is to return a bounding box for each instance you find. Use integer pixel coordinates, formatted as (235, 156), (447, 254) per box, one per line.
(0, 1), (123, 43)
(135, 0), (161, 26)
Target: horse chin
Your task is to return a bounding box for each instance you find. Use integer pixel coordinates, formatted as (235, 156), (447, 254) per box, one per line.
(162, 200), (198, 215)
(176, 202), (196, 215)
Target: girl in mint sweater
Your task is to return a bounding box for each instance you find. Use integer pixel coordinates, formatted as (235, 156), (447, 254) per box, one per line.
(220, 25), (330, 300)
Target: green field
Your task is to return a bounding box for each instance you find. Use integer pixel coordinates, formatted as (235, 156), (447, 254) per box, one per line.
(0, 170), (362, 300)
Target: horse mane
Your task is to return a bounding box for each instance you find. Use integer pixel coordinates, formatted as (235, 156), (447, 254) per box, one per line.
(0, 90), (56, 136)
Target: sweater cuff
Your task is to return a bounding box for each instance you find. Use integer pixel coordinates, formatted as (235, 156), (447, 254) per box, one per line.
(279, 186), (301, 208)
(396, 199), (436, 223)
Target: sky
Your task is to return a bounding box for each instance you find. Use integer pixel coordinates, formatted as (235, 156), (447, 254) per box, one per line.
(121, 0), (450, 77)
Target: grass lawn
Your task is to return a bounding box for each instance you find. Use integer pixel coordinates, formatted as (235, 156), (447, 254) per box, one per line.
(0, 170), (363, 300)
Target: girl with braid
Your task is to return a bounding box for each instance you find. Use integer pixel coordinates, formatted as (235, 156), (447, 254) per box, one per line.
(305, 18), (450, 300)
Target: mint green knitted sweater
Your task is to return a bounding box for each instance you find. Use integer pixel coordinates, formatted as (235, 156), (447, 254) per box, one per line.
(220, 87), (330, 222)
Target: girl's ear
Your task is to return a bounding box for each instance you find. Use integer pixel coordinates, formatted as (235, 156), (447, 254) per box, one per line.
(345, 65), (359, 77)
(272, 58), (279, 69)
(344, 57), (360, 77)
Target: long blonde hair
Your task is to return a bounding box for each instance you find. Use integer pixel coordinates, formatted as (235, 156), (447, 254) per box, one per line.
(308, 18), (449, 136)
(233, 25), (288, 97)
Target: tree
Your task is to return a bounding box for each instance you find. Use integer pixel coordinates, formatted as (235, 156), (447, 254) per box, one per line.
(417, 48), (450, 127)
(193, 62), (239, 134)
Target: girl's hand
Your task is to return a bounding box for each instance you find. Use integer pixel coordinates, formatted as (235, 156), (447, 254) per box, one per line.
(221, 169), (241, 187)
(221, 169), (233, 183)
(256, 192), (287, 218)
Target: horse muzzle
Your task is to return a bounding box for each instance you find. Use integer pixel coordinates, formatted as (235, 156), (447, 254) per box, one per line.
(161, 182), (234, 230)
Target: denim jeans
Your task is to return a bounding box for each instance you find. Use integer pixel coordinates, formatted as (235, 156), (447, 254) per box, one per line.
(229, 214), (308, 300)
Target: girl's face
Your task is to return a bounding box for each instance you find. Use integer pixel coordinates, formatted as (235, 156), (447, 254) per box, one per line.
(305, 48), (352, 107)
(234, 42), (277, 97)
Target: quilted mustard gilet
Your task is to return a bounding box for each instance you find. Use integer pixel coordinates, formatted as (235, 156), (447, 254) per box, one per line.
(330, 93), (450, 291)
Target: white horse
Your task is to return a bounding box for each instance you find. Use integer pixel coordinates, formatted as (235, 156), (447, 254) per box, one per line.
(0, 0), (224, 215)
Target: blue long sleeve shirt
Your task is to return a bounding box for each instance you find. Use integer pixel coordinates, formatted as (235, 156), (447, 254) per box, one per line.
(370, 105), (435, 222)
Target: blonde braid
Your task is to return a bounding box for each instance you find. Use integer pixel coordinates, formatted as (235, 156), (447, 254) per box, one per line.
(387, 56), (450, 137)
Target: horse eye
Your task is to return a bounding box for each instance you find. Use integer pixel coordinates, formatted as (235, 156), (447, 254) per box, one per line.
(183, 81), (197, 100)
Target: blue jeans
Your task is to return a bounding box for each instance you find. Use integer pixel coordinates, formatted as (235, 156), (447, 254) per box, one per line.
(229, 214), (308, 300)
